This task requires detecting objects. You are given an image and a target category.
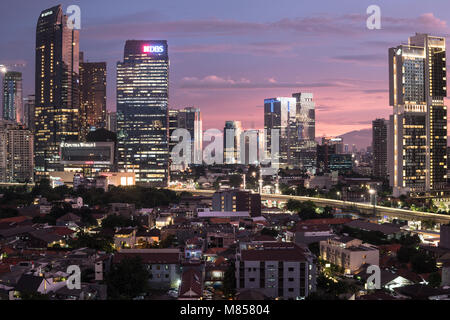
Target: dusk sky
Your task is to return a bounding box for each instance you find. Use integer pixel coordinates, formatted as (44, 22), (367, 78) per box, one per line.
(2, 0), (450, 136)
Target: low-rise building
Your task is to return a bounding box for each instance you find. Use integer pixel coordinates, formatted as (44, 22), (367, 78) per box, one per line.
(320, 236), (379, 274)
(236, 242), (317, 299)
(113, 249), (182, 290)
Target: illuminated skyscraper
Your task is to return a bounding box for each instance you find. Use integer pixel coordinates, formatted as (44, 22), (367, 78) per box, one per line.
(0, 120), (34, 183)
(224, 120), (242, 164)
(117, 40), (169, 186)
(292, 92), (316, 171)
(35, 5), (80, 176)
(2, 71), (23, 124)
(388, 33), (447, 195)
(372, 118), (388, 178)
(79, 58), (107, 139)
(169, 107), (202, 168)
(107, 111), (117, 133)
(264, 97), (296, 168)
(23, 94), (35, 132)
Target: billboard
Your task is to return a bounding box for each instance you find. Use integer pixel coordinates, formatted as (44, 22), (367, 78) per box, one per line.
(60, 142), (114, 165)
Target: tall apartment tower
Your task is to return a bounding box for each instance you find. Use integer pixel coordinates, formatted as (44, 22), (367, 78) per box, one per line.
(23, 94), (35, 132)
(79, 59), (107, 139)
(35, 5), (80, 176)
(0, 120), (34, 183)
(388, 33), (447, 196)
(106, 111), (117, 133)
(224, 120), (243, 164)
(264, 97), (297, 169)
(177, 107), (202, 164)
(372, 119), (388, 178)
(117, 40), (169, 186)
(2, 71), (23, 124)
(292, 92), (316, 171)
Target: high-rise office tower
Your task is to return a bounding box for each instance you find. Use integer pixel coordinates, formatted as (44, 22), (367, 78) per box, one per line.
(117, 40), (169, 186)
(372, 118), (388, 178)
(264, 97), (297, 169)
(2, 71), (23, 124)
(224, 120), (242, 164)
(168, 109), (179, 153)
(79, 59), (107, 139)
(23, 94), (35, 132)
(170, 107), (202, 167)
(388, 33), (447, 195)
(106, 111), (117, 133)
(178, 107), (202, 165)
(241, 129), (263, 165)
(0, 120), (34, 183)
(35, 5), (80, 176)
(292, 92), (316, 171)
(322, 137), (344, 154)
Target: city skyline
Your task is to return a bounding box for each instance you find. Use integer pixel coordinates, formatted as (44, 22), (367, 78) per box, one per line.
(2, 0), (450, 137)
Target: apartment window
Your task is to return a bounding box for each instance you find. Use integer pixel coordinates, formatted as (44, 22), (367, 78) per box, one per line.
(165, 274), (169, 279)
(288, 278), (294, 282)
(288, 267), (294, 272)
(249, 278), (255, 282)
(288, 288), (294, 292)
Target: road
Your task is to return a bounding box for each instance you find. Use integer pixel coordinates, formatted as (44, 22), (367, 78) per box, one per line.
(170, 188), (450, 224)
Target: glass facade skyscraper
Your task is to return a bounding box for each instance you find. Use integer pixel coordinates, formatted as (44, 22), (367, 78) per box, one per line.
(79, 60), (107, 139)
(292, 92), (316, 171)
(2, 71), (23, 124)
(117, 40), (169, 186)
(388, 33), (447, 196)
(35, 5), (80, 176)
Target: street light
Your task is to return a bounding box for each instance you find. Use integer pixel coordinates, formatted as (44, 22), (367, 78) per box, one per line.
(369, 189), (376, 216)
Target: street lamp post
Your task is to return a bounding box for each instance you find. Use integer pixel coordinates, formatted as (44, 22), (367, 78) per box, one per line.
(369, 189), (376, 216)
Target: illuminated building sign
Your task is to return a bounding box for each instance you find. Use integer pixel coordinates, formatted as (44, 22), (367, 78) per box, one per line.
(60, 142), (114, 165)
(41, 10), (53, 18)
(143, 45), (164, 53)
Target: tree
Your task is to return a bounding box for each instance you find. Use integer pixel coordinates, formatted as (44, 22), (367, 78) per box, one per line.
(421, 220), (436, 230)
(68, 231), (114, 253)
(260, 228), (278, 238)
(106, 256), (150, 299)
(397, 245), (417, 263)
(101, 214), (137, 229)
(159, 234), (177, 248)
(223, 263), (236, 298)
(428, 272), (442, 288)
(19, 292), (50, 300)
(0, 207), (19, 219)
(410, 251), (437, 274)
(229, 175), (243, 188)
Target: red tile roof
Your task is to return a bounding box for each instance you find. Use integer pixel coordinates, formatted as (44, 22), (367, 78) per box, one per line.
(205, 248), (227, 255)
(179, 269), (203, 298)
(0, 216), (31, 224)
(50, 227), (76, 236)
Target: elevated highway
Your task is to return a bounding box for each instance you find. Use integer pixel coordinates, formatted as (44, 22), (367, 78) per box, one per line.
(171, 188), (450, 224)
